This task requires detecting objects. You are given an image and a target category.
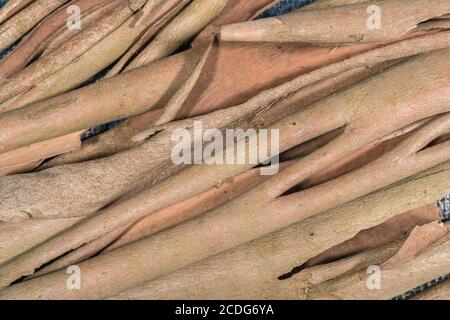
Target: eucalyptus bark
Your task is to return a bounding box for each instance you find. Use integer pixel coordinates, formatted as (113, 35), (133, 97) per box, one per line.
(1, 111), (449, 293)
(0, 0), (108, 80)
(0, 0), (136, 105)
(411, 279), (450, 300)
(0, 217), (81, 265)
(40, 0), (121, 56)
(104, 0), (192, 78)
(1, 0), (448, 301)
(316, 232), (450, 299)
(0, 0), (70, 52)
(382, 221), (449, 270)
(29, 166), (275, 277)
(304, 204), (440, 267)
(280, 241), (403, 299)
(42, 125), (420, 273)
(192, 0), (279, 46)
(40, 41), (382, 169)
(0, 130), (83, 176)
(220, 0), (450, 44)
(0, 48), (423, 220)
(302, 0), (370, 10)
(125, 0), (229, 71)
(0, 49), (449, 288)
(0, 0), (36, 25)
(0, 0), (173, 112)
(0, 102), (270, 221)
(108, 166), (447, 300)
(2, 161), (448, 299)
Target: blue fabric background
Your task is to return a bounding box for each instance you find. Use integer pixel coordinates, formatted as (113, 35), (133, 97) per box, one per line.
(259, 0), (314, 17)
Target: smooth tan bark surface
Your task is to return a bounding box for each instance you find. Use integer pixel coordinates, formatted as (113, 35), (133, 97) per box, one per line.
(382, 221), (449, 270)
(192, 0), (278, 46)
(0, 102), (268, 221)
(105, 166), (274, 252)
(126, 0), (229, 70)
(0, 0), (179, 112)
(104, 0), (192, 78)
(30, 165), (275, 277)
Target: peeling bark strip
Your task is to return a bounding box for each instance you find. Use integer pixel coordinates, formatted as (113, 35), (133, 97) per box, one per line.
(39, 0), (122, 58)
(0, 216), (82, 265)
(154, 41), (213, 126)
(0, 0), (165, 111)
(220, 0), (450, 44)
(106, 0), (278, 77)
(51, 110), (450, 297)
(0, 101), (268, 221)
(103, 131), (420, 256)
(26, 0), (283, 168)
(192, 0), (279, 46)
(113, 242), (403, 300)
(0, 0), (109, 80)
(104, 0), (192, 78)
(283, 241), (403, 297)
(9, 133), (404, 281)
(303, 204), (440, 268)
(1, 30), (449, 155)
(0, 0), (203, 113)
(2, 94), (450, 293)
(0, 130), (83, 176)
(266, 49), (450, 198)
(0, 0), (35, 25)
(125, 0), (229, 71)
(2, 161), (448, 300)
(26, 227), (128, 280)
(322, 232), (450, 300)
